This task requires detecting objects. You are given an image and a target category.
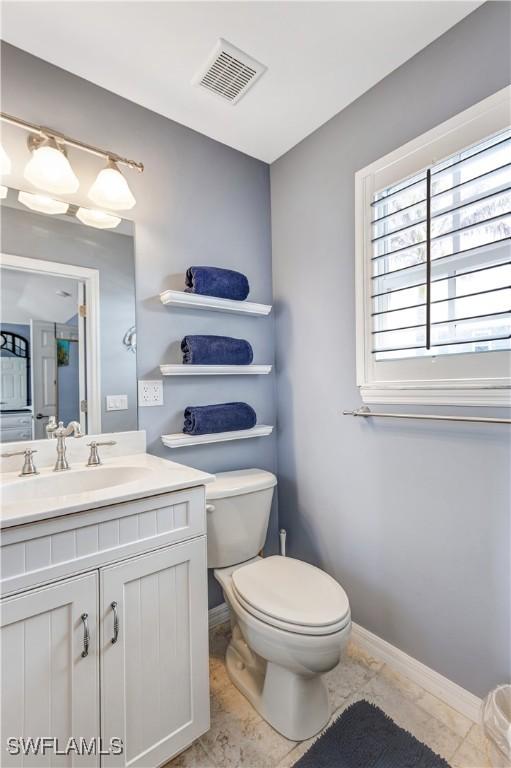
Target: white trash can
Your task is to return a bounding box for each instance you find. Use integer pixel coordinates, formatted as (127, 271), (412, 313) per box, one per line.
(482, 685), (511, 767)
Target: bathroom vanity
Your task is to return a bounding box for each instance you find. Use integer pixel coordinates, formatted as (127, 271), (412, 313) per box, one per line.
(0, 432), (212, 767)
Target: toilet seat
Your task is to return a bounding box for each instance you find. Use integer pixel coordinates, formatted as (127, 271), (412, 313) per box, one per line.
(231, 556), (350, 636)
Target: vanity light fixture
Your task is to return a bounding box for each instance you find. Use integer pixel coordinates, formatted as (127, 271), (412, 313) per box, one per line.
(88, 158), (136, 210)
(0, 185), (7, 199)
(76, 206), (121, 229)
(24, 135), (79, 195)
(18, 190), (69, 215)
(0, 143), (12, 175)
(0, 111), (143, 205)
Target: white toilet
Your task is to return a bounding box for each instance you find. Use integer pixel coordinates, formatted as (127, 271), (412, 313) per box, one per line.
(207, 468), (351, 741)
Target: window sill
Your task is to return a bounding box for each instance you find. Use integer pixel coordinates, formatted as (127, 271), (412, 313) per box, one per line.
(360, 385), (511, 408)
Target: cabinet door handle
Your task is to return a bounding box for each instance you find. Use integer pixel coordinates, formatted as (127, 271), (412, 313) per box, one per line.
(81, 613), (89, 658)
(111, 601), (119, 644)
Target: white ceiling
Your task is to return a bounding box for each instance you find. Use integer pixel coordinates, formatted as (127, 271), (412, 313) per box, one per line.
(1, 269), (79, 324)
(1, 1), (482, 162)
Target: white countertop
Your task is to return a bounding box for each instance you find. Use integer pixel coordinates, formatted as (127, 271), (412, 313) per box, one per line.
(0, 453), (214, 529)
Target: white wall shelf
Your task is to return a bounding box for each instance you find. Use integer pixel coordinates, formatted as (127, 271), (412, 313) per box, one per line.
(160, 364), (272, 376)
(160, 290), (272, 316)
(161, 425), (273, 448)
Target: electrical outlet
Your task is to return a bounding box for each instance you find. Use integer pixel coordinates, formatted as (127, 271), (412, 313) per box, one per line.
(138, 380), (164, 407)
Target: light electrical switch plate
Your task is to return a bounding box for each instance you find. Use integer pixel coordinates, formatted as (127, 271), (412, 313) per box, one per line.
(138, 380), (164, 407)
(106, 394), (128, 411)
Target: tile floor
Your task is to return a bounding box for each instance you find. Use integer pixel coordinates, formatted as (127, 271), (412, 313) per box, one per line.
(167, 623), (493, 768)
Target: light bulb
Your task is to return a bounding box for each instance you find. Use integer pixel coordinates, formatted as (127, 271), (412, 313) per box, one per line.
(76, 207), (121, 229)
(18, 191), (69, 215)
(24, 136), (79, 195)
(88, 158), (136, 210)
(0, 144), (11, 176)
(0, 185), (8, 199)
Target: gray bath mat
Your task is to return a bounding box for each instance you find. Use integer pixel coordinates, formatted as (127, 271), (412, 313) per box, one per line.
(293, 700), (450, 767)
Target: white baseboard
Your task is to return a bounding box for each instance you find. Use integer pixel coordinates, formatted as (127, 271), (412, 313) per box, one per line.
(208, 602), (230, 629)
(207, 604), (482, 724)
(352, 622), (482, 723)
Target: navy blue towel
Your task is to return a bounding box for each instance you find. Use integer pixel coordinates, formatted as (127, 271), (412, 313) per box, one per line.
(183, 402), (257, 435)
(185, 266), (250, 301)
(181, 335), (253, 365)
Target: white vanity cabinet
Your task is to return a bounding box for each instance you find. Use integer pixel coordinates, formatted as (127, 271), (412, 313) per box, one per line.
(100, 538), (209, 767)
(1, 572), (100, 767)
(0, 485), (210, 768)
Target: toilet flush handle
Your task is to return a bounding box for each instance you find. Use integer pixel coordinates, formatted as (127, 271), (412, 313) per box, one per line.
(206, 503), (215, 513)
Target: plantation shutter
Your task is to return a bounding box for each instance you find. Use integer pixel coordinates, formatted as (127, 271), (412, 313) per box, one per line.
(370, 129), (511, 361)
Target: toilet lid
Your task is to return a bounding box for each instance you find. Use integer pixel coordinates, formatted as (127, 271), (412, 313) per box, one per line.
(206, 468), (277, 500)
(232, 556), (350, 631)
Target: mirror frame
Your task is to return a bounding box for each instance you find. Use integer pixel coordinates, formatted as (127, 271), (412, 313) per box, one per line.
(0, 252), (102, 433)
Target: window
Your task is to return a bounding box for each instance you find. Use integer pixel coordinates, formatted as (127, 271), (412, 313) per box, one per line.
(0, 331), (28, 358)
(355, 87), (511, 406)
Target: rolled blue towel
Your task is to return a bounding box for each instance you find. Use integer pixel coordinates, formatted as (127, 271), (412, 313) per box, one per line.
(185, 266), (250, 301)
(183, 402), (257, 435)
(181, 335), (253, 365)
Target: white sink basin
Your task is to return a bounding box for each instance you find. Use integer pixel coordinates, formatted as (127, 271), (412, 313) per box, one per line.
(0, 451), (214, 529)
(1, 465), (153, 505)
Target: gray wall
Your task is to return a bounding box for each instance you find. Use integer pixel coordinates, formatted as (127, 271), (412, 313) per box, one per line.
(1, 205), (138, 433)
(270, 2), (511, 698)
(0, 42), (278, 607)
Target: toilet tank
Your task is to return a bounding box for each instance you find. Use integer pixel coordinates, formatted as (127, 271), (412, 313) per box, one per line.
(206, 469), (277, 568)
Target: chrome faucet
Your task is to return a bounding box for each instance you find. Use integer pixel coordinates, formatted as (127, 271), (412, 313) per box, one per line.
(46, 416), (58, 439)
(1, 448), (39, 476)
(54, 421), (84, 471)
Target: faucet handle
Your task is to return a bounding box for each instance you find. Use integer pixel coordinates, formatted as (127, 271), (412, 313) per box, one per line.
(86, 440), (117, 467)
(87, 440), (117, 447)
(1, 448), (38, 476)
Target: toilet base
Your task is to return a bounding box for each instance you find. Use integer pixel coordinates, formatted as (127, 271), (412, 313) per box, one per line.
(225, 623), (330, 741)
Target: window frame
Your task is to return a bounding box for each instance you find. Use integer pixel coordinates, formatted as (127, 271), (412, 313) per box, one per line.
(355, 86), (511, 407)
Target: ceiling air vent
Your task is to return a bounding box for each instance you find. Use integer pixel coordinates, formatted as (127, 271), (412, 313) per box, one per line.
(193, 39), (267, 105)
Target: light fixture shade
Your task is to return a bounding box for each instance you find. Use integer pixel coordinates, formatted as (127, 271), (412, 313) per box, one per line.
(76, 207), (121, 229)
(88, 159), (136, 210)
(24, 137), (79, 195)
(18, 191), (69, 215)
(0, 185), (8, 199)
(0, 144), (12, 175)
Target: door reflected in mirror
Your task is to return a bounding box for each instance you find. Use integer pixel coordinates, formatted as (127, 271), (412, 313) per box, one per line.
(0, 187), (137, 444)
(2, 270), (83, 439)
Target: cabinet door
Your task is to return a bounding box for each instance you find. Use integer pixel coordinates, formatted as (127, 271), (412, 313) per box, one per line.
(100, 538), (209, 768)
(1, 572), (99, 767)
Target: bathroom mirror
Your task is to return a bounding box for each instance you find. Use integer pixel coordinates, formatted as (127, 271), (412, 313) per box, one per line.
(0, 186), (137, 443)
